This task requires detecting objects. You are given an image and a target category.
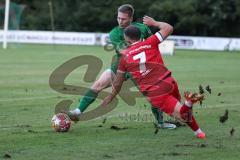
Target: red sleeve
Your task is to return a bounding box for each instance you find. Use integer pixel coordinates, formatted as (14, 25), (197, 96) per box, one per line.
(145, 32), (164, 47)
(117, 55), (126, 73)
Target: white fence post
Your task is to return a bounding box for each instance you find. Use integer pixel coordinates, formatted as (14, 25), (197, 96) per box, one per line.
(3, 0), (10, 49)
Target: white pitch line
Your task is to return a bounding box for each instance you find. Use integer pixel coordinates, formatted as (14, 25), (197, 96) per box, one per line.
(201, 103), (240, 109)
(183, 84), (240, 90)
(0, 84), (239, 102)
(90, 103), (240, 121)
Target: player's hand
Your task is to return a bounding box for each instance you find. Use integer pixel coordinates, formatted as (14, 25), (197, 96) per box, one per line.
(143, 15), (157, 26)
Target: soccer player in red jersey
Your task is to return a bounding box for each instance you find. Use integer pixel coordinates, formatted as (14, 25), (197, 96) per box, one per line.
(101, 16), (206, 139)
(68, 4), (176, 129)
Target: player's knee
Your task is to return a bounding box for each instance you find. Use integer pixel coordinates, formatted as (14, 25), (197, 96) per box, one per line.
(91, 80), (108, 92)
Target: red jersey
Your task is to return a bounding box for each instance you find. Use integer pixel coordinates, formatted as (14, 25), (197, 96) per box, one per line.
(118, 32), (171, 94)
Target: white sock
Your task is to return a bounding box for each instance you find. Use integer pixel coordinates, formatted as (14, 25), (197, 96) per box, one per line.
(194, 128), (203, 135)
(71, 108), (81, 115)
(185, 101), (192, 108)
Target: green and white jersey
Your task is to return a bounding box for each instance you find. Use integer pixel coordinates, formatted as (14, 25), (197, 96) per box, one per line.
(109, 22), (152, 73)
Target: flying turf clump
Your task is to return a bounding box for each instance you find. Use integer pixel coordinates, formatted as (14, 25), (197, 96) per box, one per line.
(219, 109), (228, 123)
(206, 85), (212, 94)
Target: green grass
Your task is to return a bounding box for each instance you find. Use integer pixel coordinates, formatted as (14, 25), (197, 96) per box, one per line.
(0, 44), (240, 160)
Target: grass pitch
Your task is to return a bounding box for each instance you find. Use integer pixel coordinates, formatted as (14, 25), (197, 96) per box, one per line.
(0, 44), (240, 160)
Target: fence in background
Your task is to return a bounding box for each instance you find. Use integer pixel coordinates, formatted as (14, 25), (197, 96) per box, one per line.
(0, 30), (240, 51)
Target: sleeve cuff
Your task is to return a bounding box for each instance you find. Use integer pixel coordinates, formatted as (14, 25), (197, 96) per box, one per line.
(155, 32), (164, 42)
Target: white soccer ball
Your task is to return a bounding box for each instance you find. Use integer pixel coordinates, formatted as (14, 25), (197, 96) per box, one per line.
(51, 113), (71, 132)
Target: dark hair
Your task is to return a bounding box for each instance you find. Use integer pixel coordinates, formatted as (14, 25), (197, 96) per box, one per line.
(124, 25), (141, 41)
(118, 4), (134, 17)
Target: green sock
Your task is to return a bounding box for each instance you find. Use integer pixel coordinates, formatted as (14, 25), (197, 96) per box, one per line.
(78, 89), (98, 112)
(151, 107), (164, 125)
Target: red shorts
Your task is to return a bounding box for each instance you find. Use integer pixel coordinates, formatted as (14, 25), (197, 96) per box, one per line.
(146, 76), (181, 115)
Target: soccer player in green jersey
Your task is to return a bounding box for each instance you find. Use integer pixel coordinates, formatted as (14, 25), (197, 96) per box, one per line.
(68, 4), (176, 129)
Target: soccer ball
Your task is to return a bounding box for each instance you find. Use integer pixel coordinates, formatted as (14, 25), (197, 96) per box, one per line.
(51, 113), (71, 132)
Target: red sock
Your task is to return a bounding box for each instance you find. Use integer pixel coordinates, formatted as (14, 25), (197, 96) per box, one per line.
(186, 116), (199, 131)
(180, 105), (199, 131)
(180, 104), (191, 121)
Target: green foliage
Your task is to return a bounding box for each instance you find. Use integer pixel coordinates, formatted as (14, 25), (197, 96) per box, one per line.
(0, 1), (25, 30)
(6, 0), (240, 37)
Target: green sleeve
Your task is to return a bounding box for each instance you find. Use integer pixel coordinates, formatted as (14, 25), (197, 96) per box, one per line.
(109, 32), (124, 52)
(109, 32), (120, 49)
(109, 30), (123, 73)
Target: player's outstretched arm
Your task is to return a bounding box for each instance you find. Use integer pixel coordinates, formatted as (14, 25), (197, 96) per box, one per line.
(143, 15), (173, 40)
(101, 71), (125, 106)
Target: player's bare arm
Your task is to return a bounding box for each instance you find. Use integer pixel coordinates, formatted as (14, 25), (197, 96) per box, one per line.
(143, 15), (173, 40)
(101, 71), (125, 106)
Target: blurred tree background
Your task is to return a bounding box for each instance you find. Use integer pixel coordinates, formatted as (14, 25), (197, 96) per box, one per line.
(0, 0), (240, 37)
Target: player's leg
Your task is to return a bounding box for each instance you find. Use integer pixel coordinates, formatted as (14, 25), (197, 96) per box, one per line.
(151, 107), (163, 125)
(170, 78), (205, 138)
(152, 77), (180, 129)
(78, 69), (115, 111)
(151, 107), (176, 129)
(124, 72), (176, 129)
(68, 69), (115, 121)
(149, 77), (205, 138)
(181, 92), (206, 138)
(158, 93), (205, 138)
(170, 78), (201, 132)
